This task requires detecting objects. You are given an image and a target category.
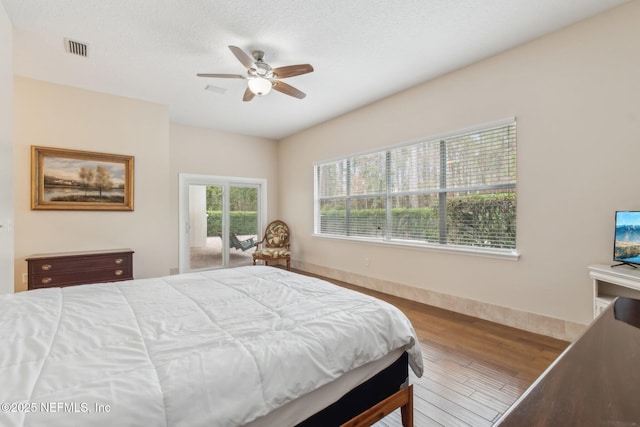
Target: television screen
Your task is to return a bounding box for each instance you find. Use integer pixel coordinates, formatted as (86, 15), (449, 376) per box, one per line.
(614, 211), (640, 266)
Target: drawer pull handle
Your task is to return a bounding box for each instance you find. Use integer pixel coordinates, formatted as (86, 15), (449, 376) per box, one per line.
(41, 264), (52, 271)
(41, 278), (52, 285)
(115, 258), (124, 265)
(115, 270), (123, 276)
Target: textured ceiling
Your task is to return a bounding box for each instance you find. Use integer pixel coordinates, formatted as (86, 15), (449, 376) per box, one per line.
(2, 0), (628, 139)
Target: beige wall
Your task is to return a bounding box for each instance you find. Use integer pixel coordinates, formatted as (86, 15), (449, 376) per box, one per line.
(11, 81), (279, 292)
(0, 2), (14, 294)
(13, 77), (173, 291)
(279, 2), (640, 326)
(168, 123), (279, 267)
(9, 3), (638, 333)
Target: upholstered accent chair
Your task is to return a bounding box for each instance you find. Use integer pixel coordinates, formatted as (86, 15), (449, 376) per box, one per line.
(252, 220), (291, 270)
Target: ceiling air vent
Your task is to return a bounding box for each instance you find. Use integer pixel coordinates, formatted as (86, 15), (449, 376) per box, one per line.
(205, 85), (227, 94)
(64, 38), (88, 57)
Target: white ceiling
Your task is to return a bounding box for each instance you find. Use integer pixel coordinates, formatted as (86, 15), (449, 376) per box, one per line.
(2, 0), (628, 140)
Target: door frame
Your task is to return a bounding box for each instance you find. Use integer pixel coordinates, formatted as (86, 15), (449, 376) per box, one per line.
(178, 173), (267, 273)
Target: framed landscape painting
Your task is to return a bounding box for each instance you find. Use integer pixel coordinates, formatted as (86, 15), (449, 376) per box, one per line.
(31, 146), (134, 211)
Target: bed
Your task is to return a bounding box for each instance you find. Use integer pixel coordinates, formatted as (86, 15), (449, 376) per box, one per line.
(0, 266), (423, 427)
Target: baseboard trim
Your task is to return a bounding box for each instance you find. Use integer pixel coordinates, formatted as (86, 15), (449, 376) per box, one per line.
(293, 260), (585, 342)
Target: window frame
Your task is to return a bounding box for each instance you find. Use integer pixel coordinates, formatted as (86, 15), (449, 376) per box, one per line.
(313, 118), (519, 260)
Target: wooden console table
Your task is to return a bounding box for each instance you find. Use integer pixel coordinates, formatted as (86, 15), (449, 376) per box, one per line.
(588, 263), (640, 318)
(495, 296), (640, 426)
(26, 249), (134, 290)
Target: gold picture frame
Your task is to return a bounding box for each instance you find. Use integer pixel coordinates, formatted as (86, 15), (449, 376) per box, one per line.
(31, 146), (134, 211)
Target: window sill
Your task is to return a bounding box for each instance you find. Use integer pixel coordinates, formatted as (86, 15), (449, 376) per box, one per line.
(312, 233), (520, 261)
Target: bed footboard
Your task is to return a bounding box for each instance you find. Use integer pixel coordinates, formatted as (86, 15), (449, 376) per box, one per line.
(340, 384), (413, 427)
(295, 352), (411, 427)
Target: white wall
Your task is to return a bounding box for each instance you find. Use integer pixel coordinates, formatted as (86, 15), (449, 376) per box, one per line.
(279, 2), (640, 327)
(13, 78), (173, 291)
(0, 3), (14, 294)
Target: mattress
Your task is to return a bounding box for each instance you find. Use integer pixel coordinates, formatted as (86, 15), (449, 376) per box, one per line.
(0, 266), (422, 427)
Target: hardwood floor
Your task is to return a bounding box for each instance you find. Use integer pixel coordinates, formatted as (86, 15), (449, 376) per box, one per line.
(302, 272), (570, 427)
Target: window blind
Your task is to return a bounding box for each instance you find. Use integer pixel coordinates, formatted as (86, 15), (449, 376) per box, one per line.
(315, 120), (517, 251)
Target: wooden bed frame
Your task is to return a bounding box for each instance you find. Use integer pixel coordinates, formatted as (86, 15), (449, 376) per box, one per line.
(340, 385), (413, 427)
(296, 352), (414, 427)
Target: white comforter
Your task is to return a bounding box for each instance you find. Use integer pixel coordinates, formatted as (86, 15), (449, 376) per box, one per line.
(0, 266), (423, 427)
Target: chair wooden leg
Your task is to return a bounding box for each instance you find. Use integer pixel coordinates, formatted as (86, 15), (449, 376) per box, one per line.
(286, 259), (290, 271)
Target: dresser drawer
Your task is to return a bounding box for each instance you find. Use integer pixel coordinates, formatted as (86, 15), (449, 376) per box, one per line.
(30, 267), (133, 289)
(28, 253), (132, 275)
(26, 249), (134, 290)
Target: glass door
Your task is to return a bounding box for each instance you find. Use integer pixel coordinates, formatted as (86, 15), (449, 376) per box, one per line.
(188, 184), (223, 270)
(179, 174), (266, 273)
(228, 186), (258, 267)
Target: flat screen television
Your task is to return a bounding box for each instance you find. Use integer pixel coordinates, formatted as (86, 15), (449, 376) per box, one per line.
(613, 211), (640, 267)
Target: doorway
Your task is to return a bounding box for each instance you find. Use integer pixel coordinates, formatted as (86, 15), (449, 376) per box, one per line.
(179, 174), (266, 273)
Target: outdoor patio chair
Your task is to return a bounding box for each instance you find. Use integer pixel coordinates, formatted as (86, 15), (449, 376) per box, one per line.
(229, 233), (256, 251)
(252, 220), (291, 270)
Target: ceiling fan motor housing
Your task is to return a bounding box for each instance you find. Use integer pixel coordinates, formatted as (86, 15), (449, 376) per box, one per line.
(250, 61), (273, 78)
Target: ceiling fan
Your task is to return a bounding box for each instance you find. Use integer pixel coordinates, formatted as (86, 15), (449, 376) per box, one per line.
(197, 46), (314, 102)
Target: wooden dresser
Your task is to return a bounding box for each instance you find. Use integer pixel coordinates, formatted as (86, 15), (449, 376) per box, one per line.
(495, 296), (640, 426)
(26, 249), (134, 290)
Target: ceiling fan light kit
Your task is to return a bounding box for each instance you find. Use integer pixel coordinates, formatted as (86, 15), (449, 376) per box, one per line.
(197, 45), (314, 102)
(248, 77), (272, 96)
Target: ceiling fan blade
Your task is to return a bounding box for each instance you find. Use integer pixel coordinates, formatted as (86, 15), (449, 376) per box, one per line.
(229, 45), (255, 70)
(272, 80), (306, 99)
(197, 73), (245, 79)
(243, 87), (255, 102)
(272, 64), (314, 79)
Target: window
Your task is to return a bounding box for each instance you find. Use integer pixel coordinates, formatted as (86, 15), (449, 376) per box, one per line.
(314, 119), (517, 256)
